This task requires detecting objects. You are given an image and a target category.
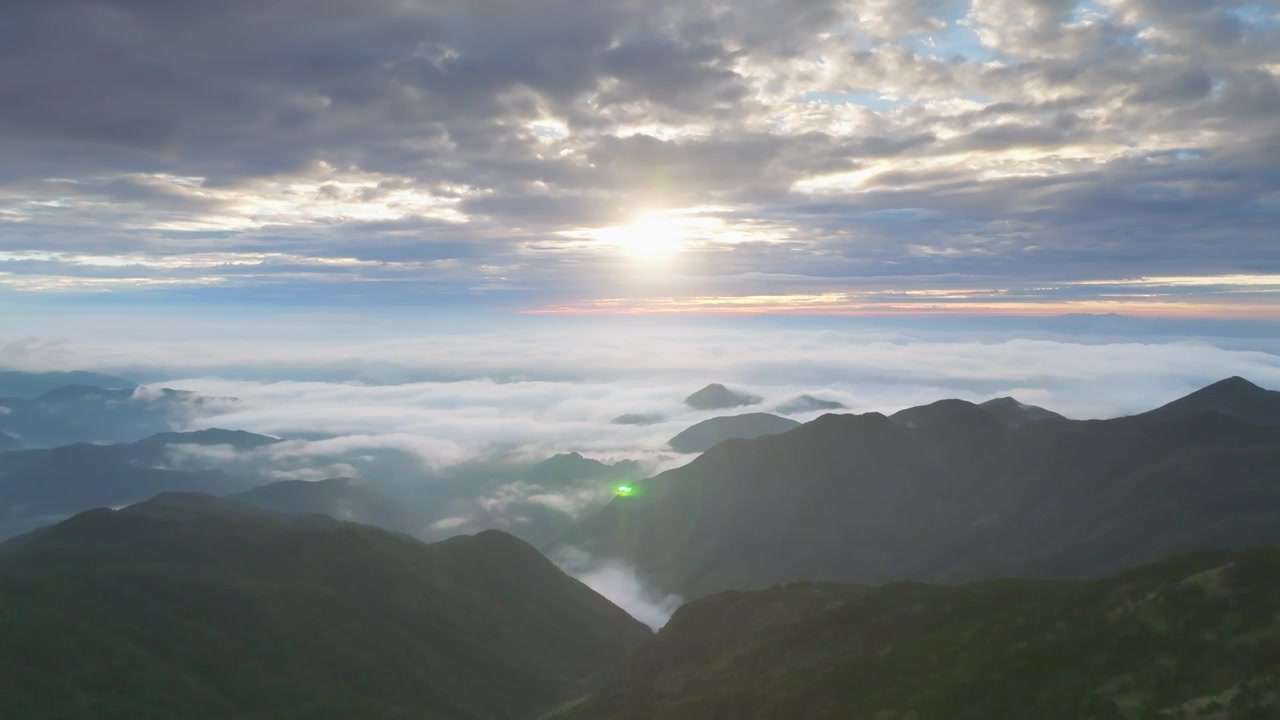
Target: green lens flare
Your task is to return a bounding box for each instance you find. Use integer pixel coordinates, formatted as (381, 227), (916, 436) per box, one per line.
(616, 484), (636, 496)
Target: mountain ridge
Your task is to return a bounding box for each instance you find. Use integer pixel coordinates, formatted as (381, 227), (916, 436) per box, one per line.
(0, 494), (651, 719)
(559, 377), (1280, 600)
(547, 548), (1280, 720)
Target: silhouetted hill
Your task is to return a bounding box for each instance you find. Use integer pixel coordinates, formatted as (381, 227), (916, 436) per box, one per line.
(0, 370), (135, 398)
(0, 494), (651, 720)
(980, 396), (1067, 424)
(775, 394), (847, 415)
(1142, 376), (1280, 425)
(132, 428), (280, 453)
(684, 383), (761, 410)
(547, 550), (1280, 720)
(667, 413), (801, 453)
(560, 378), (1280, 600)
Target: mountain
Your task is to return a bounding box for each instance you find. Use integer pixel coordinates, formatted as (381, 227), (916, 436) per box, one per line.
(228, 477), (421, 534)
(0, 494), (651, 720)
(525, 452), (642, 489)
(890, 398), (1006, 429)
(0, 429), (272, 540)
(559, 378), (1280, 600)
(226, 452), (646, 546)
(892, 397), (1064, 428)
(611, 413), (665, 425)
(979, 396), (1066, 424)
(1142, 376), (1280, 425)
(667, 413), (801, 453)
(775, 394), (847, 415)
(131, 427), (280, 453)
(0, 370), (135, 398)
(457, 453), (646, 546)
(0, 446), (251, 532)
(0, 432), (21, 452)
(547, 549), (1280, 720)
(684, 383), (762, 410)
(0, 384), (221, 447)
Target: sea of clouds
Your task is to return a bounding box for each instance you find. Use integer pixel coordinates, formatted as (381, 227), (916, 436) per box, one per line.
(3, 314), (1279, 626)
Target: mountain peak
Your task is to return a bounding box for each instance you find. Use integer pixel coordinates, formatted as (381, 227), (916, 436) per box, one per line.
(684, 383), (762, 411)
(891, 399), (1002, 429)
(667, 412), (800, 453)
(1146, 376), (1280, 425)
(979, 397), (1066, 424)
(1205, 376), (1262, 393)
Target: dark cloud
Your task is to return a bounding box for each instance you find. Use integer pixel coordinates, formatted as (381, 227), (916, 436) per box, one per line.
(0, 0), (1276, 311)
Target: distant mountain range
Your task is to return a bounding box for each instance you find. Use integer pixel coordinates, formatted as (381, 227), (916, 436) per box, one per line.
(547, 549), (1280, 720)
(775, 394), (847, 415)
(611, 413), (665, 425)
(559, 376), (1280, 600)
(0, 494), (650, 719)
(0, 370), (136, 398)
(0, 381), (224, 448)
(0, 429), (643, 548)
(0, 430), (267, 538)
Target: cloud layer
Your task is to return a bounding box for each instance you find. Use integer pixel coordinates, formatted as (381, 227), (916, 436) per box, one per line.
(1, 0), (1277, 313)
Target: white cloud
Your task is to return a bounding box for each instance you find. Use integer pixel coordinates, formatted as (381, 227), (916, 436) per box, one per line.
(428, 516), (472, 531)
(554, 546), (683, 630)
(7, 320), (1280, 459)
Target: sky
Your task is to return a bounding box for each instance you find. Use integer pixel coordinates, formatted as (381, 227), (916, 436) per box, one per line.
(1, 0), (1278, 319)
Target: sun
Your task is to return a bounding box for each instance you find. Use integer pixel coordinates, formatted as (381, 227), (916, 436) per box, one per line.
(602, 212), (691, 261)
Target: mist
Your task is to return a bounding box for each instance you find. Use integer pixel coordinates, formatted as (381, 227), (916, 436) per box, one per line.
(554, 547), (683, 630)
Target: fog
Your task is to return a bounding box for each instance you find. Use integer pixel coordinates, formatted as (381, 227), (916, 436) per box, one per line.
(554, 547), (683, 630)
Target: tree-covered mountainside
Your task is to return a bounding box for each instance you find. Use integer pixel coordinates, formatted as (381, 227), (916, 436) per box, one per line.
(559, 378), (1280, 600)
(667, 413), (801, 453)
(547, 549), (1280, 720)
(0, 494), (651, 720)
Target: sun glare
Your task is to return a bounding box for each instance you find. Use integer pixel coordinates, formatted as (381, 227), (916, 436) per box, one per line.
(598, 212), (692, 261)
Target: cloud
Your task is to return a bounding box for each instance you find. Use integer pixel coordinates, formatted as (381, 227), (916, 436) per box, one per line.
(3, 317), (1274, 452)
(554, 546), (682, 630)
(0, 0), (1275, 313)
(428, 516), (472, 532)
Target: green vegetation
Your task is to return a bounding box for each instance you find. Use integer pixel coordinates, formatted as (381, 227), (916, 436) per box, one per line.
(560, 383), (1280, 600)
(548, 549), (1280, 720)
(0, 494), (650, 720)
